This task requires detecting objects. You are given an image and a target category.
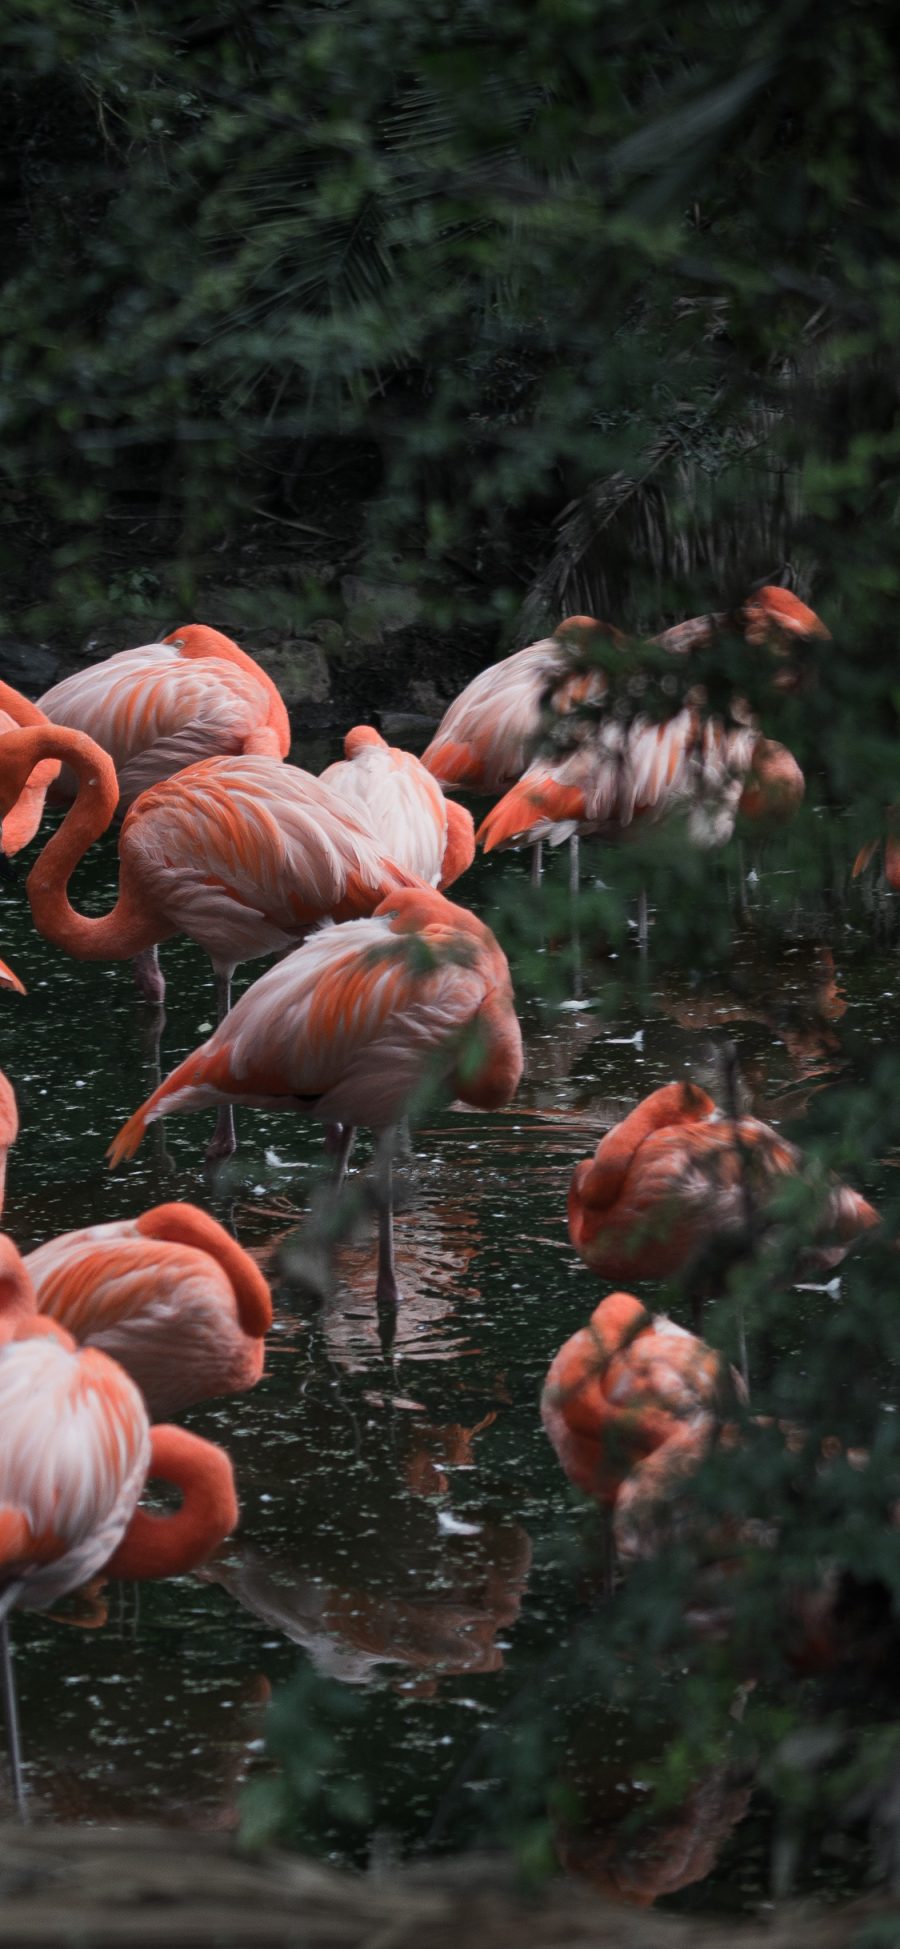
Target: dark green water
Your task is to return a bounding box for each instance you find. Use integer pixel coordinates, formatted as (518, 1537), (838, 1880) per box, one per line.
(0, 748), (896, 1911)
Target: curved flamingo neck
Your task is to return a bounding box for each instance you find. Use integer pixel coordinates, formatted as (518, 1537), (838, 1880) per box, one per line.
(0, 681), (51, 731)
(0, 1236), (37, 1342)
(104, 1426), (238, 1580)
(0, 726), (160, 962)
(164, 626), (290, 753)
(134, 1204), (273, 1337)
(580, 1083), (714, 1209)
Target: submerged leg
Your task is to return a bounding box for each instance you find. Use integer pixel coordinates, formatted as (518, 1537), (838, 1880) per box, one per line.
(569, 832), (580, 897)
(215, 970), (233, 1024)
(205, 970), (237, 1162)
(375, 1134), (401, 1310)
(637, 887), (649, 953)
(530, 840), (543, 887)
(205, 1105), (237, 1163)
(0, 1583), (27, 1822)
(132, 945), (165, 1007)
(329, 1123), (357, 1191)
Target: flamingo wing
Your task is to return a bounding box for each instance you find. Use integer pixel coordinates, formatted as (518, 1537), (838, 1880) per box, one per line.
(421, 640), (572, 792)
(40, 649), (281, 807)
(120, 755), (412, 966)
(109, 907), (507, 1157)
(321, 734), (449, 885)
(0, 1333), (150, 1608)
(25, 1224), (259, 1417)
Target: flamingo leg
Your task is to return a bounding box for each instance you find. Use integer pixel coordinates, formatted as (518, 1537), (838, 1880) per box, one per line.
(330, 1123), (357, 1191)
(530, 841), (543, 887)
(375, 1134), (401, 1311)
(0, 1582), (27, 1822)
(205, 971), (237, 1162)
(637, 887), (649, 953)
(132, 945), (165, 1006)
(569, 833), (580, 896)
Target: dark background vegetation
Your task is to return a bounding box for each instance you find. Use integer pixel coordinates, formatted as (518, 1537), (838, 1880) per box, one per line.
(4, 0), (900, 1915)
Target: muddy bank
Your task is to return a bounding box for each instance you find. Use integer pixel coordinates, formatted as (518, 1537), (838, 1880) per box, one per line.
(0, 1826), (893, 1948)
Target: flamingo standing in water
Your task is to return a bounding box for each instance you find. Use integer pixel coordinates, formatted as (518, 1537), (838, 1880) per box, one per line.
(38, 624), (290, 810)
(477, 715), (804, 866)
(320, 726), (475, 889)
(0, 1232), (238, 1814)
(0, 724), (421, 1156)
(421, 617), (615, 885)
(108, 888), (524, 1307)
(25, 1202), (273, 1418)
(567, 1081), (879, 1286)
(541, 1290), (727, 1558)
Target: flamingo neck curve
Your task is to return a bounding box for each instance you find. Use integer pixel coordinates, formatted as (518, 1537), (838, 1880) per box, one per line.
(578, 1082), (714, 1210)
(0, 726), (162, 961)
(134, 1204), (273, 1337)
(104, 1426), (238, 1580)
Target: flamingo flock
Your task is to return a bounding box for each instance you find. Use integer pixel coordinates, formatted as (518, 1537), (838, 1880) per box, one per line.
(0, 587), (880, 1843)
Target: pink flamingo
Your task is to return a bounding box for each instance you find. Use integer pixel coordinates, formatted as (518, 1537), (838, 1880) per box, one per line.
(320, 726), (475, 888)
(652, 583), (831, 661)
(421, 617), (614, 797)
(108, 887), (524, 1306)
(476, 713), (804, 864)
(0, 1232), (238, 1814)
(0, 724), (421, 1156)
(38, 623), (290, 810)
(25, 1202), (273, 1418)
(568, 1082), (879, 1286)
(541, 1290), (726, 1559)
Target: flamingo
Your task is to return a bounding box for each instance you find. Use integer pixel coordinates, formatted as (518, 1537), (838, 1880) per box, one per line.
(423, 590), (826, 801)
(567, 1081), (879, 1287)
(0, 1231), (238, 1814)
(107, 887), (524, 1306)
(652, 583), (830, 662)
(540, 1290), (726, 1558)
(320, 726), (475, 889)
(0, 683), (59, 858)
(37, 623), (290, 811)
(852, 823), (900, 895)
(477, 714), (804, 868)
(421, 616), (615, 797)
(421, 617), (615, 885)
(0, 724), (422, 1157)
(25, 1202), (273, 1418)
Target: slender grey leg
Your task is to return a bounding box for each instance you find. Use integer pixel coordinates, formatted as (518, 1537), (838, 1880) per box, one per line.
(206, 970), (237, 1161)
(215, 970), (233, 1024)
(530, 841), (543, 887)
(569, 833), (580, 896)
(132, 945), (165, 1006)
(637, 887), (649, 953)
(0, 1584), (27, 1822)
(375, 1135), (401, 1310)
(332, 1124), (357, 1190)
